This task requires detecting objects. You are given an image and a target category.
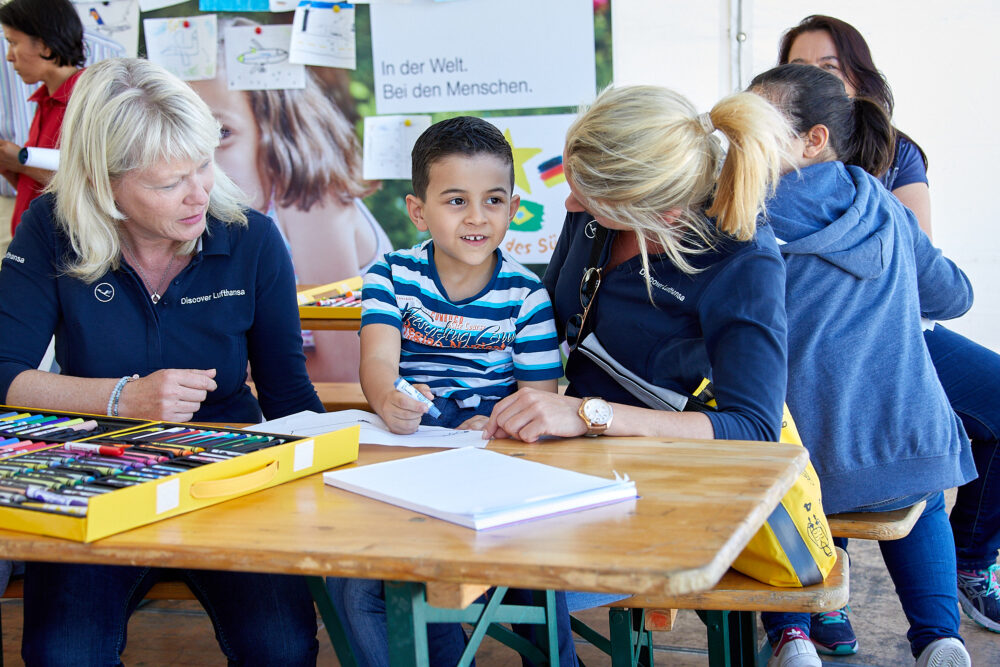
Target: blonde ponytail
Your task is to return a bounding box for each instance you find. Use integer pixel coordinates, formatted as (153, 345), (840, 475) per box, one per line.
(705, 92), (789, 240)
(564, 85), (790, 280)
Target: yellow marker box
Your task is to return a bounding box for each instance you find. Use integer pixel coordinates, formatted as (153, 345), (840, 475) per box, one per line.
(0, 406), (359, 542)
(297, 276), (363, 319)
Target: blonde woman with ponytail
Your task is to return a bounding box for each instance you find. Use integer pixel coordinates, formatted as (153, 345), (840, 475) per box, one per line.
(484, 84), (791, 444)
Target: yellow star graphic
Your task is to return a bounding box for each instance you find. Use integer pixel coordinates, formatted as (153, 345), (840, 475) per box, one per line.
(504, 128), (542, 195)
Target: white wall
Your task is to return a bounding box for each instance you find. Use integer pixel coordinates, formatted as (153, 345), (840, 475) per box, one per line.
(613, 1), (1000, 351)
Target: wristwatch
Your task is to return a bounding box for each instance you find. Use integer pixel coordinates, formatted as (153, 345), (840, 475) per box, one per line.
(578, 397), (613, 436)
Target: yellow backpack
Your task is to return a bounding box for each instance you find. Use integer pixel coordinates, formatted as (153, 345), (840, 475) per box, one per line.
(695, 381), (836, 587)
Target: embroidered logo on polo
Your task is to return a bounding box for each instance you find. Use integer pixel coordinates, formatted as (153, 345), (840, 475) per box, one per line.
(179, 288), (247, 305)
(584, 220), (598, 239)
(94, 283), (115, 303)
(639, 268), (685, 302)
(401, 304), (514, 351)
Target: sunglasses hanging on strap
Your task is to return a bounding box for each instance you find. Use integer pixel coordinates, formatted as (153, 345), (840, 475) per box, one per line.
(566, 220), (714, 413)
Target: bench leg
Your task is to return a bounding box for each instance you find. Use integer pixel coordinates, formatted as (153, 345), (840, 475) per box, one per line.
(384, 582), (561, 666)
(699, 610), (765, 667)
(607, 608), (653, 667)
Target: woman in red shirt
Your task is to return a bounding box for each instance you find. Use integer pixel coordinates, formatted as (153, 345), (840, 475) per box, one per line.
(0, 0), (84, 235)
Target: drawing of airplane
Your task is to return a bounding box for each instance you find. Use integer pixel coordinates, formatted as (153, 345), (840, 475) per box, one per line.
(236, 40), (288, 73)
(88, 6), (130, 34)
(162, 28), (201, 68)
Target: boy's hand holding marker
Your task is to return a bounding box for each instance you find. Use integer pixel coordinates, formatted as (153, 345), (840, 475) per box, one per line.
(375, 377), (438, 435)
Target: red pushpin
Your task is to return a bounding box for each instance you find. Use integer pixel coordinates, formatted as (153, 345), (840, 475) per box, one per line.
(255, 26), (262, 34)
(183, 20), (190, 28)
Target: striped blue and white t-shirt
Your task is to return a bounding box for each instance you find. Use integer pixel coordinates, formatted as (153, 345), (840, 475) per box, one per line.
(362, 241), (563, 407)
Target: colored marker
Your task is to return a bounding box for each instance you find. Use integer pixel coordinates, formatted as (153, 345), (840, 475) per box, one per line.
(36, 420), (98, 439)
(63, 442), (125, 456)
(393, 377), (441, 418)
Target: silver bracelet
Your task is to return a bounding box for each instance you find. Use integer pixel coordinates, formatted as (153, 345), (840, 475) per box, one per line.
(107, 374), (139, 417)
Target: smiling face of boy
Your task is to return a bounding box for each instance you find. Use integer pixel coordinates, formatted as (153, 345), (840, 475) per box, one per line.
(406, 153), (519, 298)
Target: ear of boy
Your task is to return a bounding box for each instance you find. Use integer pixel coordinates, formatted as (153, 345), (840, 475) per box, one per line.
(405, 193), (428, 231)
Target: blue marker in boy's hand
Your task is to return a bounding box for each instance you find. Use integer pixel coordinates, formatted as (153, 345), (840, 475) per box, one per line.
(393, 377), (442, 419)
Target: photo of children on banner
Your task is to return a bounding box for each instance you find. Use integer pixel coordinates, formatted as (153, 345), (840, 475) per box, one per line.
(189, 17), (390, 383)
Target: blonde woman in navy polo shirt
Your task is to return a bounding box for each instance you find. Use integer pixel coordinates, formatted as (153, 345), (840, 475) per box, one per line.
(484, 85), (791, 446)
(0, 58), (322, 665)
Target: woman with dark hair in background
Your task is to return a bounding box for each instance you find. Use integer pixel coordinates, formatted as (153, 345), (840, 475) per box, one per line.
(751, 62), (974, 667)
(777, 14), (1000, 652)
(0, 0), (85, 236)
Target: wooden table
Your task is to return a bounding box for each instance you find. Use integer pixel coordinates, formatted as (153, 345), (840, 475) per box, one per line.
(299, 316), (361, 331)
(0, 436), (807, 665)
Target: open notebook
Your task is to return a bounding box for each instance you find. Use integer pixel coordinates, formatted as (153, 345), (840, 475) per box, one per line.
(323, 447), (637, 530)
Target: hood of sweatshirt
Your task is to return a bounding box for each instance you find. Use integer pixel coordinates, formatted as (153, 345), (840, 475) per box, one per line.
(767, 161), (893, 280)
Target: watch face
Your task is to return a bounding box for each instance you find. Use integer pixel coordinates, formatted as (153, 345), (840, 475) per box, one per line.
(584, 399), (612, 425)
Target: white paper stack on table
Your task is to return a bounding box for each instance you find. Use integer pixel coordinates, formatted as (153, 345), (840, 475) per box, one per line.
(322, 447), (637, 530)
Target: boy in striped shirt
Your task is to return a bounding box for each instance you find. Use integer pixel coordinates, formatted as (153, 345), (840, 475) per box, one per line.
(360, 116), (563, 433)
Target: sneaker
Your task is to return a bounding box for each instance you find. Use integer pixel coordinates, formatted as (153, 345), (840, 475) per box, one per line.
(767, 627), (821, 667)
(915, 637), (971, 667)
(957, 564), (1000, 632)
(810, 605), (859, 655)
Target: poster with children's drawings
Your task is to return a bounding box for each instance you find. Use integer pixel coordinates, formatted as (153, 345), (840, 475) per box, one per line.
(484, 114), (574, 264)
(371, 0), (595, 114)
(73, 0), (140, 58)
(224, 25), (306, 90)
(144, 15), (218, 81)
(288, 2), (357, 70)
(362, 115), (432, 180)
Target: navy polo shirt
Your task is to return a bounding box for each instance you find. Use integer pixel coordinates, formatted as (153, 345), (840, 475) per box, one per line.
(544, 212), (787, 442)
(0, 194), (322, 423)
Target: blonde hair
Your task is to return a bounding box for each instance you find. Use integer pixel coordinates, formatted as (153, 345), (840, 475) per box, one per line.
(219, 17), (371, 211)
(51, 58), (247, 283)
(564, 85), (790, 276)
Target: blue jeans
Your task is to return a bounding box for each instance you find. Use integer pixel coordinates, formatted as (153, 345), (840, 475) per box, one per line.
(326, 577), (577, 666)
(421, 397), (500, 429)
(762, 492), (961, 657)
(22, 562), (318, 667)
(924, 325), (1000, 570)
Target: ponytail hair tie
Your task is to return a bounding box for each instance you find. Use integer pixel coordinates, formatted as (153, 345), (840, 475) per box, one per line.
(697, 112), (715, 134)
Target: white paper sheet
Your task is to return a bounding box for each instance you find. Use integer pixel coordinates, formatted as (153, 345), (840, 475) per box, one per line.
(323, 447), (637, 530)
(362, 115), (432, 180)
(139, 0), (186, 11)
(144, 15), (218, 81)
(73, 0), (140, 58)
(289, 2), (357, 70)
(224, 25), (306, 91)
(250, 410), (488, 448)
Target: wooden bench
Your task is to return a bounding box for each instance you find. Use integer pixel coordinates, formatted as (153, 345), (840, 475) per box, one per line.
(827, 500), (925, 541)
(576, 502), (926, 666)
(572, 546), (849, 666)
(1, 577), (196, 601)
(247, 381), (371, 412)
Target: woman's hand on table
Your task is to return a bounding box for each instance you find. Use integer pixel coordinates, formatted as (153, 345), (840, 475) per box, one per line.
(121, 368), (217, 422)
(483, 388), (587, 443)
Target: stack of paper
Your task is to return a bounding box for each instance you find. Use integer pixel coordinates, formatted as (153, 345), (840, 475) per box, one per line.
(323, 447), (637, 530)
